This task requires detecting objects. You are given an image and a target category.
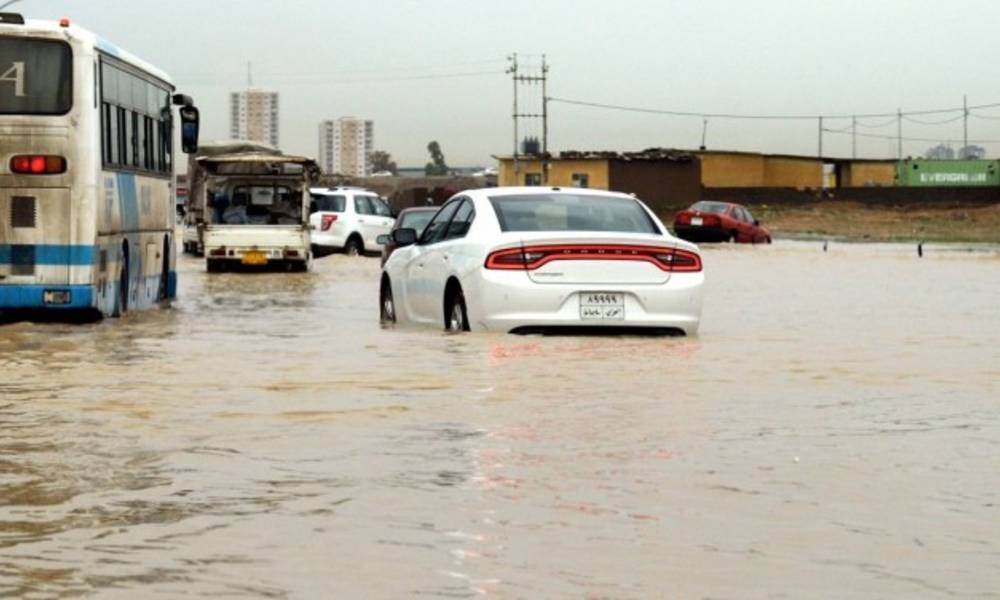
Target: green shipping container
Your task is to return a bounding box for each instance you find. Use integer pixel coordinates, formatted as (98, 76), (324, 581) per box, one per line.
(896, 159), (1000, 187)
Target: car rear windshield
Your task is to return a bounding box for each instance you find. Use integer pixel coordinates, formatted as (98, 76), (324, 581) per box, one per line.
(0, 38), (73, 115)
(311, 194), (346, 212)
(690, 201), (731, 214)
(400, 210), (435, 234)
(489, 193), (660, 234)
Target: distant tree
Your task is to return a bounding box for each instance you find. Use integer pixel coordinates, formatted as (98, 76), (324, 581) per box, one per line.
(924, 144), (955, 160)
(371, 150), (398, 175)
(424, 141), (449, 176)
(958, 145), (986, 159)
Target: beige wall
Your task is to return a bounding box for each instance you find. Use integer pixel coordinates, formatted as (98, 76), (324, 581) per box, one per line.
(763, 157), (823, 188)
(699, 154), (765, 187)
(700, 153), (822, 188)
(842, 162), (895, 187)
(498, 159), (609, 189)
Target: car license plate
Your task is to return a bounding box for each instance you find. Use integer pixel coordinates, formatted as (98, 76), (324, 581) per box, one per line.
(241, 251), (268, 265)
(691, 216), (703, 226)
(580, 292), (625, 321)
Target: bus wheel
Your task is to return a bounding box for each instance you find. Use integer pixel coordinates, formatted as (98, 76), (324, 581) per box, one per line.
(158, 236), (170, 302)
(114, 249), (129, 317)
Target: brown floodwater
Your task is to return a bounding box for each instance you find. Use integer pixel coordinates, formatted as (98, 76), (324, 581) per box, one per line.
(1, 241), (998, 599)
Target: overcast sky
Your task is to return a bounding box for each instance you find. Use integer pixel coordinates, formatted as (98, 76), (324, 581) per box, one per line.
(19, 0), (1000, 165)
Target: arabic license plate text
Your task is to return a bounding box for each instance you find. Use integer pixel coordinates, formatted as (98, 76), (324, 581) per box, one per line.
(580, 292), (625, 321)
(691, 216), (703, 226)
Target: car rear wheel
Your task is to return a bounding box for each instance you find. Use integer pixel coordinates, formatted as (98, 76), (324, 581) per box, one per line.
(729, 230), (738, 243)
(345, 237), (363, 256)
(444, 286), (470, 333)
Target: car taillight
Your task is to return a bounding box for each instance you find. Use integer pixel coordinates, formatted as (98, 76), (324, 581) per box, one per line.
(653, 249), (702, 272)
(10, 155), (67, 175)
(703, 215), (720, 227)
(485, 245), (702, 272)
(675, 213), (690, 224)
(321, 214), (337, 231)
(484, 248), (546, 269)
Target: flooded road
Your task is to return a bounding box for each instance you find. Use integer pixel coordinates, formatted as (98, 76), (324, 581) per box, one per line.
(1, 242), (998, 599)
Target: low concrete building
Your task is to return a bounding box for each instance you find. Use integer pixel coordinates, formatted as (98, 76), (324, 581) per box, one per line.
(697, 151), (824, 188)
(496, 149), (701, 214)
(837, 160), (896, 187)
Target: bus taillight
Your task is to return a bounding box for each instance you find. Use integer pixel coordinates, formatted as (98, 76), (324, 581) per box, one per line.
(10, 155), (67, 175)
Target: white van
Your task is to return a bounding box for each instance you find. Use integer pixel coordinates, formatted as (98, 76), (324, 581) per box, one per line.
(309, 187), (395, 255)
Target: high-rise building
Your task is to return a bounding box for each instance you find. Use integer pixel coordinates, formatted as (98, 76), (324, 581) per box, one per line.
(318, 118), (374, 176)
(229, 89), (279, 147)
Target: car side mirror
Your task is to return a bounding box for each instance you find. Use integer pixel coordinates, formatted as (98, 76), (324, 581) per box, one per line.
(754, 219), (760, 226)
(392, 228), (418, 247)
(376, 234), (390, 245)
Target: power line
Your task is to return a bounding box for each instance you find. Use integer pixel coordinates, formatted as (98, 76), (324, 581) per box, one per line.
(548, 96), (1000, 121)
(177, 58), (507, 81)
(855, 116), (899, 128)
(179, 70), (505, 86)
(903, 114), (965, 126)
(822, 128), (1000, 144)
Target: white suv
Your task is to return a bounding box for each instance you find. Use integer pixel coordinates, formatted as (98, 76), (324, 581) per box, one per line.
(309, 187), (395, 255)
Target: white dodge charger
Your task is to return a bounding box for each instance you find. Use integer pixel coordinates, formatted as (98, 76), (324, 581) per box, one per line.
(379, 187), (704, 335)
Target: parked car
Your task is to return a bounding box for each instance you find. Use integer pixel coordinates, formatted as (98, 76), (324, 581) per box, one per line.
(379, 187), (704, 335)
(673, 201), (772, 244)
(309, 187), (395, 256)
(377, 206), (438, 266)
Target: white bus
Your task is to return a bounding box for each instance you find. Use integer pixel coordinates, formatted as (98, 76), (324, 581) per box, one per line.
(0, 13), (199, 318)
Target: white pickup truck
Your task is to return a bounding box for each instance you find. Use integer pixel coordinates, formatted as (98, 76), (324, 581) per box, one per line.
(186, 144), (319, 272)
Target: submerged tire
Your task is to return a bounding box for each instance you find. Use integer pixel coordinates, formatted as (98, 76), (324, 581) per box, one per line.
(380, 278), (396, 324)
(113, 252), (129, 318)
(444, 286), (470, 333)
(344, 237), (363, 256)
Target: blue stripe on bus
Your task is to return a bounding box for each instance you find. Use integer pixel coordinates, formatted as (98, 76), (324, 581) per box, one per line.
(0, 284), (94, 309)
(0, 245), (96, 266)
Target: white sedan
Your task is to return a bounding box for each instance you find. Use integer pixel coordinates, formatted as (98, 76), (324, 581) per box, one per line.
(379, 187), (704, 335)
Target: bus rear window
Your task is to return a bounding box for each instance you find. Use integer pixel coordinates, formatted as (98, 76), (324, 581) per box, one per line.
(0, 38), (72, 115)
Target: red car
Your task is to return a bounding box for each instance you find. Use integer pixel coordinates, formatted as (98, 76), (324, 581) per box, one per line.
(673, 201), (772, 244)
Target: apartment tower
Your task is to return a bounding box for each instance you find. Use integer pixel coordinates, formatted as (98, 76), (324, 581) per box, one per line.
(318, 118), (374, 176)
(229, 89), (280, 147)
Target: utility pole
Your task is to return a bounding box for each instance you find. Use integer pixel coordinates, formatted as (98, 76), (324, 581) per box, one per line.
(851, 116), (857, 159)
(541, 54), (549, 183)
(700, 119), (708, 150)
(509, 54), (550, 183)
(818, 116), (823, 158)
(897, 108), (903, 159)
(963, 94), (969, 157)
(506, 54), (519, 178)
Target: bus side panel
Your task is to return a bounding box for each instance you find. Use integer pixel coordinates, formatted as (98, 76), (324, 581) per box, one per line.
(94, 172), (175, 315)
